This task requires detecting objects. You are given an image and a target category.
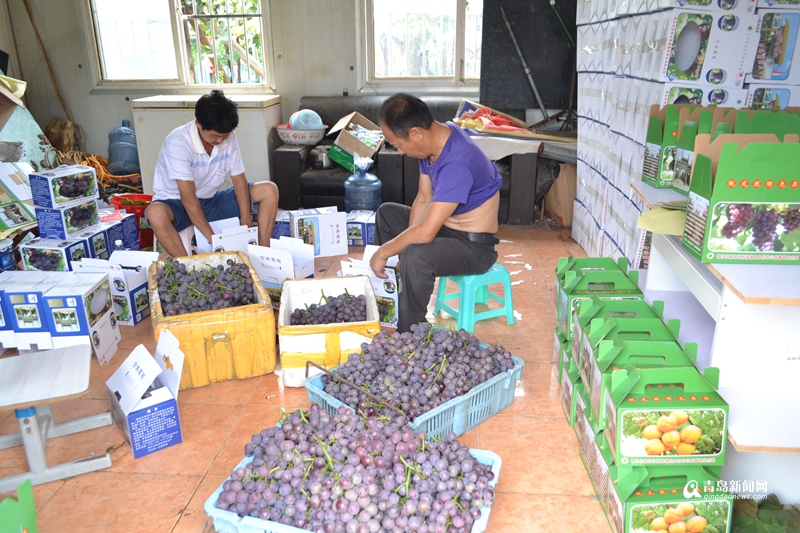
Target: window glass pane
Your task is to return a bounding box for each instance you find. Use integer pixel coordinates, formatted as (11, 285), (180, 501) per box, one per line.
(93, 0), (178, 80)
(181, 0), (266, 85)
(464, 0), (483, 78)
(373, 0), (456, 78)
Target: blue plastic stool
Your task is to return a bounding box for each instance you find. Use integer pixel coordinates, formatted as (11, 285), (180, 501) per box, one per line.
(434, 263), (516, 333)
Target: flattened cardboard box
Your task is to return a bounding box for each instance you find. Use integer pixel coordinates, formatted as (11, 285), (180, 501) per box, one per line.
(107, 329), (185, 459)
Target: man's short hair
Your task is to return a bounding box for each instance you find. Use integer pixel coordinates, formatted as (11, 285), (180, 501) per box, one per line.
(380, 93), (434, 139)
(195, 90), (239, 133)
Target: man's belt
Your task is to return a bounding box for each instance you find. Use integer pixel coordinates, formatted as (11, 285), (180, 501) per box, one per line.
(465, 232), (499, 245)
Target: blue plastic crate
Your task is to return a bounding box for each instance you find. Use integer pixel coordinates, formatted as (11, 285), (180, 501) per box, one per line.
(304, 356), (523, 439)
(204, 449), (502, 533)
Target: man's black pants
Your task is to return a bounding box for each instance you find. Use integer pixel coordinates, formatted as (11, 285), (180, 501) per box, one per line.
(374, 203), (498, 332)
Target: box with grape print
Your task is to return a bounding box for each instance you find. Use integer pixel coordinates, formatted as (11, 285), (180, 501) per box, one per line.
(35, 199), (99, 239)
(20, 236), (89, 271)
(604, 463), (733, 533)
(682, 135), (800, 263)
(553, 326), (569, 383)
(29, 164), (98, 209)
(604, 365), (728, 467)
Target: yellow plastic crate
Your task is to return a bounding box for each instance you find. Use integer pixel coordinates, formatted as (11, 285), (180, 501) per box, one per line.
(148, 251), (276, 390)
(278, 276), (381, 387)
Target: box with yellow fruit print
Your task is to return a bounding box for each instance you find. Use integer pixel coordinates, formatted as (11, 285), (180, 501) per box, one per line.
(604, 365), (728, 467)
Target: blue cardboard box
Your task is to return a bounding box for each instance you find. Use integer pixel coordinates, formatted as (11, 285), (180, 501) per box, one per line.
(0, 271), (68, 350)
(20, 236), (89, 271)
(35, 199), (99, 239)
(29, 164), (98, 209)
(271, 209), (291, 239)
(106, 329), (185, 459)
(99, 212), (140, 251)
(346, 210), (376, 246)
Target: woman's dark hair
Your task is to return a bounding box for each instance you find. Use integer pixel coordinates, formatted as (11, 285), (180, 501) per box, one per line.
(379, 93), (434, 139)
(195, 90), (239, 133)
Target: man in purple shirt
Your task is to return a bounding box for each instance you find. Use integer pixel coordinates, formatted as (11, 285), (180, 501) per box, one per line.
(370, 94), (502, 332)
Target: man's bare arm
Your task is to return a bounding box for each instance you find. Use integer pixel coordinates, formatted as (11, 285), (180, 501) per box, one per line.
(176, 179), (214, 242)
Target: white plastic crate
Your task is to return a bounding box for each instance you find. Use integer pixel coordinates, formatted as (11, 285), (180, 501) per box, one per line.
(204, 449), (502, 533)
(277, 276), (381, 387)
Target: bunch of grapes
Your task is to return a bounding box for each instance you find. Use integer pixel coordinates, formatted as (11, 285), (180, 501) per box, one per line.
(721, 203), (754, 238)
(58, 176), (93, 198)
(216, 405), (496, 533)
(28, 251), (60, 271)
(151, 257), (256, 316)
(291, 292), (370, 325)
(322, 324), (516, 421)
(751, 208), (781, 251)
(781, 207), (800, 235)
(68, 205), (95, 229)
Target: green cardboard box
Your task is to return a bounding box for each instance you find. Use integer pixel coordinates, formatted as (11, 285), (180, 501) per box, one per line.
(556, 267), (643, 344)
(554, 255), (627, 329)
(553, 326), (569, 383)
(559, 346), (584, 428)
(0, 478), (38, 533)
(642, 104), (713, 189)
(327, 112), (385, 173)
(606, 464), (733, 533)
(604, 366), (728, 467)
(683, 134), (800, 264)
(591, 339), (699, 433)
(572, 296), (665, 370)
(578, 316), (681, 382)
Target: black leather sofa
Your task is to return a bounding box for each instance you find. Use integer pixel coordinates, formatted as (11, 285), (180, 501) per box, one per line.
(273, 96), (554, 225)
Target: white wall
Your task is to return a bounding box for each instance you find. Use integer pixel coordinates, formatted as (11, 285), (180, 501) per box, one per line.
(6, 0), (360, 157)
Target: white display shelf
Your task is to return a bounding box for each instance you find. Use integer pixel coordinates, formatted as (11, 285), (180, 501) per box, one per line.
(631, 182), (800, 455)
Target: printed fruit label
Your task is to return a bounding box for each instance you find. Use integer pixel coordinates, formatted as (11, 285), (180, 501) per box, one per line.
(707, 202), (800, 256)
(629, 500), (730, 533)
(619, 408), (725, 464)
(683, 192), (711, 254)
(560, 351), (574, 418)
(642, 142), (661, 183)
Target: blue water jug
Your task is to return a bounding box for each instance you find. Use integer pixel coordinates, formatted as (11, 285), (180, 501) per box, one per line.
(107, 120), (140, 175)
(344, 168), (382, 213)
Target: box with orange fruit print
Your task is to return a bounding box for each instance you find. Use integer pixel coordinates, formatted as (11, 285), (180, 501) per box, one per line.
(604, 464), (734, 533)
(604, 365), (729, 467)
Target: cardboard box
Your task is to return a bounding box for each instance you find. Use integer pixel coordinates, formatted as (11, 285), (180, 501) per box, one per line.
(0, 162), (36, 233)
(99, 212), (141, 251)
(148, 251), (277, 390)
(277, 276), (381, 387)
(590, 338), (698, 431)
(43, 272), (120, 365)
(0, 82), (24, 133)
(35, 199), (99, 239)
(605, 464), (733, 533)
(559, 345), (585, 427)
(106, 329), (185, 459)
(546, 164), (578, 227)
(272, 209), (291, 239)
(346, 210), (376, 246)
(70, 250), (160, 326)
(604, 365), (728, 466)
(0, 238), (15, 272)
(20, 236), (89, 271)
(0, 479), (37, 533)
(248, 239), (314, 310)
(659, 10), (759, 88)
(749, 11), (800, 85)
(29, 165), (99, 209)
(194, 217), (258, 255)
(0, 271), (18, 348)
(340, 259), (398, 328)
(748, 84), (800, 109)
(1, 271), (66, 349)
(556, 267), (643, 345)
(682, 134), (800, 263)
(662, 84), (749, 107)
(553, 326), (570, 383)
(74, 226), (110, 259)
(328, 112), (385, 173)
(289, 207), (348, 257)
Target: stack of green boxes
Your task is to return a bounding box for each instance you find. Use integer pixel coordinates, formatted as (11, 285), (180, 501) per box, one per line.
(554, 256), (735, 533)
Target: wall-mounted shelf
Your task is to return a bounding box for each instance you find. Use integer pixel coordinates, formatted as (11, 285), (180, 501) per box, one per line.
(631, 180), (800, 455)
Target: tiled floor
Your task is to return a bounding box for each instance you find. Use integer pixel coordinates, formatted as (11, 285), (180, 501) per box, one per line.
(0, 224), (607, 533)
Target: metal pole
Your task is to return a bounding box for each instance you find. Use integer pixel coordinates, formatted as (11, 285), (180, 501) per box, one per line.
(548, 0), (575, 49)
(500, 7), (549, 119)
